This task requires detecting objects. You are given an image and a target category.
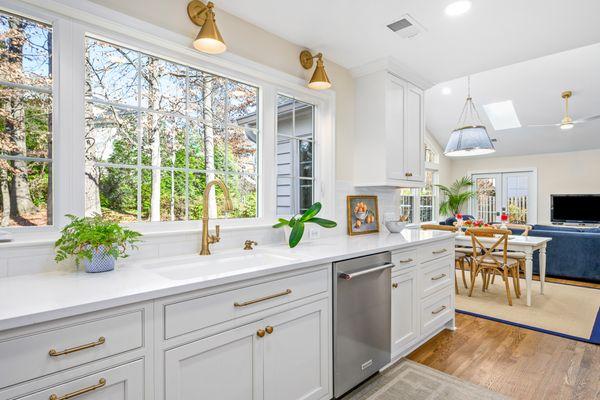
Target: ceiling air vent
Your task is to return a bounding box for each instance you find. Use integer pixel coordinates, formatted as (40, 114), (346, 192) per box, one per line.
(387, 14), (426, 39)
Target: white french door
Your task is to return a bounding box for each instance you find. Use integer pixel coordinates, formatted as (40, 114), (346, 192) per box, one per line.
(471, 171), (537, 224)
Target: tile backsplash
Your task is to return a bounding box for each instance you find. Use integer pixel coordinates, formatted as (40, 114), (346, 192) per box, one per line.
(0, 181), (404, 278)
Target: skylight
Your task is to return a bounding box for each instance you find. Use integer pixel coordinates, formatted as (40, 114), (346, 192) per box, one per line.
(482, 100), (521, 131)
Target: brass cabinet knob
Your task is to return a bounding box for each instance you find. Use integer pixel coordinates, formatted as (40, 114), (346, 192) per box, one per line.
(392, 283), (399, 289)
(265, 326), (274, 334)
(257, 329), (265, 338)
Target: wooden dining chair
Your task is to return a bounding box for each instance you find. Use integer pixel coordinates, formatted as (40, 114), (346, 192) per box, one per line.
(466, 227), (520, 306)
(490, 223), (532, 292)
(420, 224), (470, 294)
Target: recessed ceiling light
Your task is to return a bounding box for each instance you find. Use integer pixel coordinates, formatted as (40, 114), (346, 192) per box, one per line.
(482, 100), (521, 131)
(445, 1), (472, 16)
(442, 87), (452, 95)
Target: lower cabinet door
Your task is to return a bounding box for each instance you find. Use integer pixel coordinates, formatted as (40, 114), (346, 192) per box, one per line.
(164, 321), (263, 400)
(262, 300), (330, 400)
(391, 268), (419, 357)
(15, 359), (144, 400)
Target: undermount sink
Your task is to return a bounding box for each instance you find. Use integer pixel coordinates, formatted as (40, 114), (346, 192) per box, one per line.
(139, 250), (298, 281)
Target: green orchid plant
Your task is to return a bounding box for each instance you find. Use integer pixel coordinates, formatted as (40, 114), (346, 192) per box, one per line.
(273, 202), (337, 248)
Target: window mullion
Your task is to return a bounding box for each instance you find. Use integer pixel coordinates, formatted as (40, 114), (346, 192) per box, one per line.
(57, 18), (86, 227)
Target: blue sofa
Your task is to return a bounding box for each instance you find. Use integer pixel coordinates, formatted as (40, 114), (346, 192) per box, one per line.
(524, 225), (600, 283)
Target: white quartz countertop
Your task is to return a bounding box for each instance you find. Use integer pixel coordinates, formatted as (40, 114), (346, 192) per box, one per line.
(0, 229), (453, 331)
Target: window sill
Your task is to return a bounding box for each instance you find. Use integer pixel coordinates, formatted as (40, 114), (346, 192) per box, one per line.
(0, 220), (276, 250)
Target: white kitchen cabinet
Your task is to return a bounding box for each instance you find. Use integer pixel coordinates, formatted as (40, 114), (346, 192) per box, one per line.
(263, 300), (329, 400)
(164, 321), (262, 400)
(15, 359), (144, 400)
(404, 83), (425, 182)
(391, 267), (419, 357)
(163, 300), (330, 400)
(354, 70), (425, 187)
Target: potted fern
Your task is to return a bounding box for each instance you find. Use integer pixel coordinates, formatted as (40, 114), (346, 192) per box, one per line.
(436, 177), (476, 217)
(55, 214), (142, 273)
(273, 202), (337, 248)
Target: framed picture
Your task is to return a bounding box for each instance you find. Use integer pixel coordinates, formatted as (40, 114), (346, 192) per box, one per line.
(347, 195), (380, 235)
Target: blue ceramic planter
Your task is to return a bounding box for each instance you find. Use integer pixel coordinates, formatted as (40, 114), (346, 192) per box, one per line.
(83, 246), (116, 273)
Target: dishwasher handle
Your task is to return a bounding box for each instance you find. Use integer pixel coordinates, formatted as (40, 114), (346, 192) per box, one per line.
(338, 263), (395, 280)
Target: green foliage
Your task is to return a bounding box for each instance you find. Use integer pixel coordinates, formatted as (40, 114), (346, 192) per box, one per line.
(54, 214), (142, 264)
(435, 177), (476, 217)
(272, 202), (337, 248)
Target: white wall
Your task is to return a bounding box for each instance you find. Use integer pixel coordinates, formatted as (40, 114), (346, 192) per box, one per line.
(449, 148), (600, 225)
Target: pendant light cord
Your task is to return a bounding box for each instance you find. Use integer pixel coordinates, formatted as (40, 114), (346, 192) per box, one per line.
(455, 75), (483, 128)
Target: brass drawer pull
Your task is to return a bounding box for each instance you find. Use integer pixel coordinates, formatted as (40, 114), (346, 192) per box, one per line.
(432, 248), (447, 255)
(257, 329), (266, 338)
(398, 258), (413, 264)
(49, 337), (106, 357)
(431, 273), (447, 281)
(49, 378), (106, 400)
(405, 172), (413, 177)
(431, 306), (447, 315)
(234, 289), (292, 307)
(392, 283), (399, 289)
(265, 326), (274, 334)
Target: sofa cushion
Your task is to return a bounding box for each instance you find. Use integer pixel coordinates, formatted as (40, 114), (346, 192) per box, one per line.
(533, 225), (582, 232)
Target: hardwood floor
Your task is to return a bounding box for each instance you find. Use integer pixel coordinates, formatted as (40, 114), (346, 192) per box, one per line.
(408, 314), (600, 400)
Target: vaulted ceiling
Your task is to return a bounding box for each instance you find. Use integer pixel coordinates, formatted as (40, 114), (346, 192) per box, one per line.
(427, 42), (600, 157)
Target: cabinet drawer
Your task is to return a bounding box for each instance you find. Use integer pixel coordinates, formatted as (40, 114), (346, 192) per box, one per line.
(0, 311), (143, 388)
(164, 267), (329, 339)
(13, 359), (144, 400)
(421, 291), (453, 336)
(419, 257), (452, 298)
(391, 249), (417, 273)
(417, 240), (453, 263)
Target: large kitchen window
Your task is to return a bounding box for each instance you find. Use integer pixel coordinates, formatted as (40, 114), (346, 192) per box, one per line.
(0, 4), (334, 236)
(84, 37), (259, 222)
(276, 94), (314, 215)
(0, 11), (53, 227)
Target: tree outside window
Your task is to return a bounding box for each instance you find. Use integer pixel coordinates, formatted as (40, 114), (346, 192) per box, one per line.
(0, 11), (52, 227)
(84, 37), (259, 222)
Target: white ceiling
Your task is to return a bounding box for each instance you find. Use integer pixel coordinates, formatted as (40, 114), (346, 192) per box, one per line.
(426, 42), (600, 157)
(217, 0), (600, 157)
(216, 0), (600, 83)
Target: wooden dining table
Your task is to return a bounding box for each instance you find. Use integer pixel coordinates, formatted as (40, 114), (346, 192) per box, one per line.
(454, 234), (552, 306)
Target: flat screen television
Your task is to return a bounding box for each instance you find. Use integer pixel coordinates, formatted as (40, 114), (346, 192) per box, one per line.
(551, 194), (600, 224)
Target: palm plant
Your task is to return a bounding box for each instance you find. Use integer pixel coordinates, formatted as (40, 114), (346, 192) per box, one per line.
(435, 177), (476, 217)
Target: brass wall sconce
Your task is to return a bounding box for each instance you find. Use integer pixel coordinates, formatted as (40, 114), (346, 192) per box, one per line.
(187, 1), (227, 54)
(300, 50), (332, 90)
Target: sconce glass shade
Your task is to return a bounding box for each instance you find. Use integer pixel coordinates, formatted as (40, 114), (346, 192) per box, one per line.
(193, 8), (226, 54)
(308, 59), (331, 90)
(444, 125), (495, 157)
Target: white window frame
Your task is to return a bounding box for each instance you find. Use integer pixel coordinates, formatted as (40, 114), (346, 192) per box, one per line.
(275, 94), (317, 217)
(468, 167), (538, 224)
(0, 0), (336, 238)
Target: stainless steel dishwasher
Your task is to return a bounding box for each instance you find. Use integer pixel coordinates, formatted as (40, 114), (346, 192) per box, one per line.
(333, 252), (393, 398)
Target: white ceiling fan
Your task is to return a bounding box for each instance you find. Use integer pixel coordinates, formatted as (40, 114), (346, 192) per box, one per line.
(528, 91), (600, 130)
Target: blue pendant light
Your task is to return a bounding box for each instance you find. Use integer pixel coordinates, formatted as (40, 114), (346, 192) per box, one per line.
(444, 76), (495, 157)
